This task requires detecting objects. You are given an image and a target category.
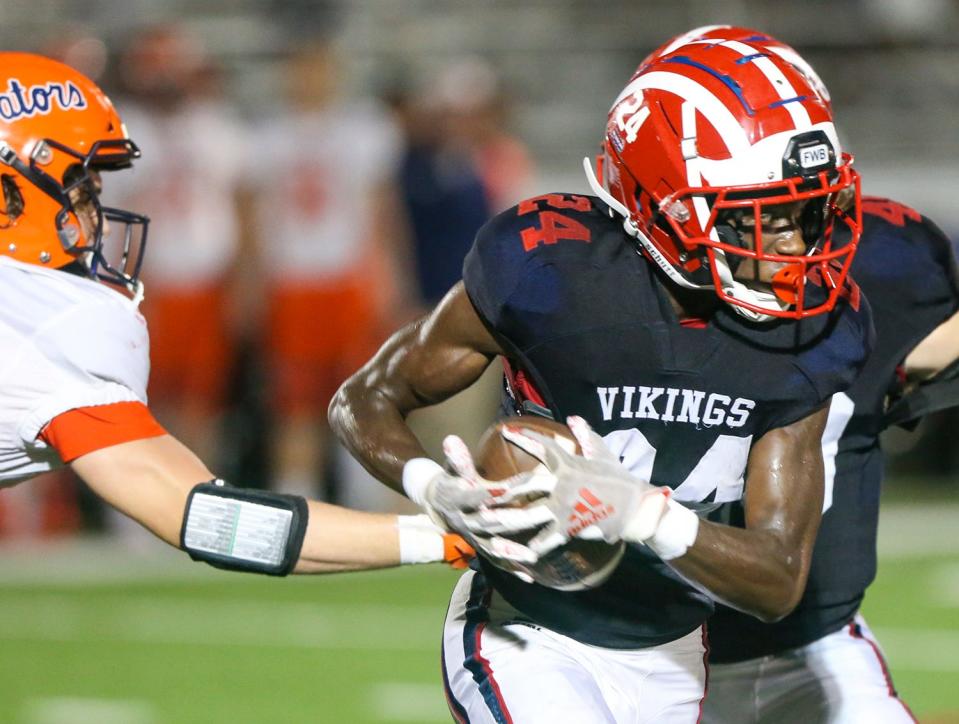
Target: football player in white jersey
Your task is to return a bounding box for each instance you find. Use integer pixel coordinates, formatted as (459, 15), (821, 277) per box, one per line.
(0, 52), (473, 576)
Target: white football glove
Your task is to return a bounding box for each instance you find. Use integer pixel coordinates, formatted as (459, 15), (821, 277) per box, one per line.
(402, 435), (552, 572)
(493, 416), (696, 559)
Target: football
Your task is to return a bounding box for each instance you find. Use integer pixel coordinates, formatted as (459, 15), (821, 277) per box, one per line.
(473, 416), (626, 591)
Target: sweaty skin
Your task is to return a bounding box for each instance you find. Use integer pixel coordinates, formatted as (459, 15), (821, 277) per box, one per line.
(330, 280), (827, 621)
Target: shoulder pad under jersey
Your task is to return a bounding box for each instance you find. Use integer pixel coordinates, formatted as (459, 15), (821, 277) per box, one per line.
(856, 196), (959, 315)
(1, 262), (151, 400)
(38, 298), (150, 401)
(795, 288), (875, 404)
(463, 192), (620, 329)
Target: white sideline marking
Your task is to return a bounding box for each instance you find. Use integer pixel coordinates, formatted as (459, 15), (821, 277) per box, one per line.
(23, 697), (154, 724)
(0, 595), (441, 651)
(0, 536), (210, 585)
(872, 627), (959, 672)
(369, 683), (451, 721)
(0, 503), (952, 586)
(0, 502), (952, 585)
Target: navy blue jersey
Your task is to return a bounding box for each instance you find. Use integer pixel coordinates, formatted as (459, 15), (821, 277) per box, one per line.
(709, 197), (959, 663)
(462, 193), (873, 649)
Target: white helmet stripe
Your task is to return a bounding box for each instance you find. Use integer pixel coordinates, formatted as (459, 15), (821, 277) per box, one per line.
(713, 40), (811, 130)
(681, 101), (720, 241)
(646, 34), (813, 133)
(614, 71), (750, 154)
(766, 46), (831, 103)
(657, 25), (730, 56)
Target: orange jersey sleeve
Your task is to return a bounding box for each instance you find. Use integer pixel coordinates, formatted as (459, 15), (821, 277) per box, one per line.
(39, 401), (167, 463)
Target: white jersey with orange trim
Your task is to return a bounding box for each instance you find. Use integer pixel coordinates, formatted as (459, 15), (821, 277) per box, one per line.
(252, 100), (401, 282)
(0, 257), (150, 485)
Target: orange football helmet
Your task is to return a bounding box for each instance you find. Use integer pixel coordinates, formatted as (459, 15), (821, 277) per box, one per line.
(0, 52), (148, 293)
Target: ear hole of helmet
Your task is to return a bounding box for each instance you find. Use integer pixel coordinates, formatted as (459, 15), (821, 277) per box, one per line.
(799, 199), (828, 247)
(62, 163), (91, 188)
(714, 224), (746, 274)
(1, 175), (24, 225)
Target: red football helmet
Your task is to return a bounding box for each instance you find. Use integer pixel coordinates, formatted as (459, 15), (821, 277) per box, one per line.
(584, 28), (861, 321)
(0, 52), (148, 295)
(641, 26), (832, 110)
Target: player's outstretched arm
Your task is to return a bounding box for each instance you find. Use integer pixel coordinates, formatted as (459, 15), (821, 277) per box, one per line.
(71, 433), (213, 546)
(329, 282), (504, 492)
(903, 308), (959, 382)
(70, 434), (466, 573)
(669, 403), (829, 621)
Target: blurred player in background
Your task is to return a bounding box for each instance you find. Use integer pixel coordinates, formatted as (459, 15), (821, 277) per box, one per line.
(432, 58), (533, 214)
(249, 37), (412, 509)
(667, 26), (959, 723)
(386, 68), (493, 315)
(384, 60), (532, 469)
(0, 53), (469, 579)
(331, 30), (872, 722)
(112, 24), (247, 465)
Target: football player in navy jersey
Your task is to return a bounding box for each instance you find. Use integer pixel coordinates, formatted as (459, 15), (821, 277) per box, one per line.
(661, 26), (959, 724)
(330, 31), (873, 723)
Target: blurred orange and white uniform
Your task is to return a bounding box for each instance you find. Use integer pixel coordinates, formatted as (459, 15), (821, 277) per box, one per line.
(0, 256), (164, 487)
(253, 102), (401, 415)
(113, 101), (247, 413)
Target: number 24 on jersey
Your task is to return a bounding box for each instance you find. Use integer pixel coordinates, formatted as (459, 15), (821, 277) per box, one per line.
(518, 194), (593, 251)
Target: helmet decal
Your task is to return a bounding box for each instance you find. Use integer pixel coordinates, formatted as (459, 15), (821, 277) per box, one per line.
(0, 79), (87, 122)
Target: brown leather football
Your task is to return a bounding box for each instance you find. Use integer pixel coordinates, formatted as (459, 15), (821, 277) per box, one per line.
(473, 416), (625, 591)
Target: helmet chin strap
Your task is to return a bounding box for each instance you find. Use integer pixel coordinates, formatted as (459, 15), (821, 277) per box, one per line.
(711, 251), (788, 323)
(582, 157), (791, 324)
(582, 157), (700, 291)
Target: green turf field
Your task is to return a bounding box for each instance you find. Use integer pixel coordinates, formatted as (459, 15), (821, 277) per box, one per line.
(0, 501), (956, 724)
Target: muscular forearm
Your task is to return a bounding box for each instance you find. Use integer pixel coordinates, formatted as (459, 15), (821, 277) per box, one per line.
(658, 406), (826, 621)
(329, 294), (500, 493)
(329, 380), (429, 493)
(668, 518), (816, 621)
(75, 437), (458, 575)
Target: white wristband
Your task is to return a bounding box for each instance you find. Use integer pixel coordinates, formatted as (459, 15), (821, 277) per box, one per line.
(645, 499), (700, 561)
(401, 457), (444, 507)
(396, 515), (446, 565)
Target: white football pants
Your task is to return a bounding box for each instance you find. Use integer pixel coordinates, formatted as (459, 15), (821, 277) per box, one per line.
(702, 613), (915, 723)
(442, 570), (708, 723)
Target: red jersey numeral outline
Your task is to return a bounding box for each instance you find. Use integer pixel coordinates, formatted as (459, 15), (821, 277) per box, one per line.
(861, 197), (921, 227)
(517, 194), (593, 252)
(807, 261), (862, 312)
